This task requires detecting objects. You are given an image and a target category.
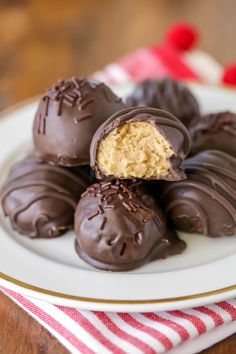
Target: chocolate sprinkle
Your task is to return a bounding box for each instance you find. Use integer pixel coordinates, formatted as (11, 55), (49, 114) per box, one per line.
(100, 217), (107, 230)
(87, 211), (99, 221)
(33, 77), (126, 166)
(74, 179), (186, 271)
(97, 205), (104, 214)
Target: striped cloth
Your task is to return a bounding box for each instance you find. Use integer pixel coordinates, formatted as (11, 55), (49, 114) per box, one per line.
(93, 43), (222, 84)
(2, 287), (236, 354)
(1, 43), (235, 354)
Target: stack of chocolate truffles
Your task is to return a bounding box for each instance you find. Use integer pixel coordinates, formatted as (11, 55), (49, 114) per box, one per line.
(1, 76), (236, 271)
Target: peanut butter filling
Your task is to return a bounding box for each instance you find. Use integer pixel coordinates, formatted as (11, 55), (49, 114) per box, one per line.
(97, 121), (173, 178)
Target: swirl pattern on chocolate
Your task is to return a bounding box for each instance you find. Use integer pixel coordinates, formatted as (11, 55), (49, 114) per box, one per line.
(161, 150), (236, 237)
(0, 156), (89, 238)
(90, 107), (191, 180)
(33, 77), (126, 166)
(189, 111), (236, 157)
(126, 77), (200, 126)
(74, 180), (186, 271)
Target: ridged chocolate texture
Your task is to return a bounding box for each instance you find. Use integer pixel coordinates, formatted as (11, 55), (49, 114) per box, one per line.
(161, 150), (236, 237)
(126, 78), (200, 126)
(74, 180), (186, 271)
(33, 77), (126, 166)
(189, 111), (236, 157)
(90, 107), (191, 180)
(0, 156), (89, 238)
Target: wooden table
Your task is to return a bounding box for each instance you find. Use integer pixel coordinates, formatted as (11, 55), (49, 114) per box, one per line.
(0, 0), (235, 352)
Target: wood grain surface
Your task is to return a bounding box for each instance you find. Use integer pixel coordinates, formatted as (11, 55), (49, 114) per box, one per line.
(0, 0), (236, 353)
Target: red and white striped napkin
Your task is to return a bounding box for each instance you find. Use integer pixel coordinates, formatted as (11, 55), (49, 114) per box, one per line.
(1, 287), (236, 354)
(2, 37), (236, 354)
(93, 42), (222, 84)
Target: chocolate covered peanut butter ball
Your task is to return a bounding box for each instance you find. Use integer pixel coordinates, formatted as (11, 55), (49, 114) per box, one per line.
(0, 156), (89, 238)
(74, 180), (186, 271)
(33, 77), (126, 166)
(126, 77), (200, 126)
(160, 150), (236, 237)
(189, 111), (236, 157)
(90, 107), (191, 180)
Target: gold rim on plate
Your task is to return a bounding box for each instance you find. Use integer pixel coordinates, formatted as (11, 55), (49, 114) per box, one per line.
(0, 82), (236, 305)
(1, 272), (236, 304)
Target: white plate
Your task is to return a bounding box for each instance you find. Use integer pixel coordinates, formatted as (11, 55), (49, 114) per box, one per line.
(0, 82), (236, 312)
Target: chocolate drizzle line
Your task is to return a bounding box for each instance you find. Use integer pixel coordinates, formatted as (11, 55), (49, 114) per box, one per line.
(165, 198), (208, 235)
(163, 181), (236, 217)
(190, 111), (236, 136)
(32, 214), (50, 238)
(0, 157), (90, 238)
(10, 192), (77, 224)
(120, 243), (127, 256)
(2, 162), (88, 189)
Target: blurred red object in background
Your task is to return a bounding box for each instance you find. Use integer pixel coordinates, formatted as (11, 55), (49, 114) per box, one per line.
(222, 63), (236, 85)
(165, 21), (198, 51)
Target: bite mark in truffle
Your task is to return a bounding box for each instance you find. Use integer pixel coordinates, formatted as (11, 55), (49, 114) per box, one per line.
(90, 107), (191, 181)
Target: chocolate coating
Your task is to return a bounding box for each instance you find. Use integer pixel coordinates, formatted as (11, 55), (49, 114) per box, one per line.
(33, 77), (126, 166)
(90, 107), (191, 180)
(126, 78), (200, 126)
(74, 180), (186, 271)
(189, 111), (236, 157)
(160, 150), (236, 237)
(73, 164), (97, 185)
(0, 156), (89, 238)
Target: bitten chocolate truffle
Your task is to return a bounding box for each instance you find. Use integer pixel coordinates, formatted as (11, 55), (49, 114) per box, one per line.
(189, 111), (236, 157)
(33, 77), (126, 166)
(74, 180), (186, 271)
(90, 107), (191, 180)
(0, 156), (89, 238)
(126, 77), (200, 126)
(160, 150), (236, 237)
